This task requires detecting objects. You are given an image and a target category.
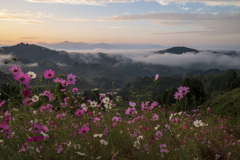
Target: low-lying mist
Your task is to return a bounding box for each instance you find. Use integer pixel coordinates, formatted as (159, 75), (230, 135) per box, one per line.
(67, 49), (240, 69)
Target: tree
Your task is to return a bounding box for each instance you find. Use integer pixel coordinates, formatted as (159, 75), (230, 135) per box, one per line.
(226, 71), (240, 91)
(183, 78), (206, 110)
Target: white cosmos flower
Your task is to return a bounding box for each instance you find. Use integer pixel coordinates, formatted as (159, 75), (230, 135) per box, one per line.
(100, 139), (108, 145)
(133, 140), (140, 149)
(27, 71), (37, 79)
(155, 124), (160, 130)
(93, 134), (103, 138)
(76, 152), (85, 156)
(104, 103), (112, 110)
(193, 120), (208, 127)
(32, 95), (39, 102)
(90, 101), (98, 108)
(102, 97), (110, 104)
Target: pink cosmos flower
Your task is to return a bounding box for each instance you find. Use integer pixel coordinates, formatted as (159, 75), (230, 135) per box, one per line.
(112, 116), (120, 122)
(22, 85), (32, 97)
(152, 114), (159, 121)
(46, 104), (53, 110)
(215, 154), (221, 159)
(14, 72), (31, 85)
(44, 69), (55, 79)
(42, 125), (49, 133)
(141, 102), (149, 112)
(67, 73), (76, 85)
(32, 122), (42, 134)
(149, 101), (159, 110)
(53, 77), (60, 83)
(40, 106), (47, 112)
(43, 90), (50, 96)
(154, 74), (159, 81)
(160, 148), (168, 153)
(27, 136), (44, 142)
(1, 125), (13, 138)
(9, 65), (22, 75)
(156, 131), (163, 140)
(75, 109), (84, 116)
(207, 107), (211, 115)
(57, 145), (63, 154)
(104, 127), (108, 135)
(18, 145), (27, 153)
(160, 144), (168, 153)
(78, 124), (90, 135)
(60, 89), (66, 92)
(125, 107), (137, 115)
(22, 97), (33, 106)
(160, 144), (166, 148)
(93, 117), (100, 123)
(48, 94), (55, 101)
(178, 86), (190, 96)
(61, 80), (68, 87)
(129, 101), (136, 107)
(0, 100), (6, 108)
(174, 92), (183, 100)
(64, 97), (69, 102)
(72, 87), (78, 93)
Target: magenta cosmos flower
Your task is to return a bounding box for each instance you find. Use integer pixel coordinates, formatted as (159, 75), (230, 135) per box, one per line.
(78, 124), (90, 135)
(32, 122), (42, 134)
(75, 109), (84, 116)
(72, 87), (78, 93)
(44, 69), (55, 79)
(67, 73), (76, 85)
(14, 72), (31, 85)
(9, 65), (22, 75)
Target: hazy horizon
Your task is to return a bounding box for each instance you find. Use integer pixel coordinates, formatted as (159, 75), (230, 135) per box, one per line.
(1, 41), (240, 51)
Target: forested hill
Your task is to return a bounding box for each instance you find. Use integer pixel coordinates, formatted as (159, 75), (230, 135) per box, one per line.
(119, 69), (240, 106)
(155, 46), (199, 54)
(0, 43), (72, 64)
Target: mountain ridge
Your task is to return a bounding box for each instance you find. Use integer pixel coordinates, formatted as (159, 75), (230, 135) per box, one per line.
(37, 41), (164, 50)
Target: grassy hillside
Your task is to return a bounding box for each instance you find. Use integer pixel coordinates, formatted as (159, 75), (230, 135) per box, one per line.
(202, 88), (240, 117)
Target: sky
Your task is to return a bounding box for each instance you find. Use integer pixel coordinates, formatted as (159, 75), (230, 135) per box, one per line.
(0, 0), (240, 49)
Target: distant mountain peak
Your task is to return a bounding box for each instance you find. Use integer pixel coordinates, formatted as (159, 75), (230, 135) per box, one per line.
(155, 46), (199, 54)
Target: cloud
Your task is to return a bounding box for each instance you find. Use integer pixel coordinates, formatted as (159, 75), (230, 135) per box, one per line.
(56, 62), (67, 66)
(0, 54), (13, 60)
(56, 18), (94, 22)
(125, 51), (240, 68)
(0, 54), (13, 66)
(67, 49), (240, 69)
(0, 10), (52, 24)
(18, 37), (40, 39)
(152, 30), (212, 35)
(151, 0), (240, 7)
(181, 7), (190, 11)
(25, 0), (137, 5)
(104, 12), (240, 35)
(23, 63), (39, 67)
(108, 26), (142, 29)
(25, 0), (240, 6)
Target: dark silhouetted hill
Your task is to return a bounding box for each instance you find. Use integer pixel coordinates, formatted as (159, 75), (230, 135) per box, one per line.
(0, 43), (72, 64)
(155, 46), (199, 54)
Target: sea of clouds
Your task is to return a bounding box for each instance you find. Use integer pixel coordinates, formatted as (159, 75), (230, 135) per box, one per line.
(67, 49), (240, 69)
